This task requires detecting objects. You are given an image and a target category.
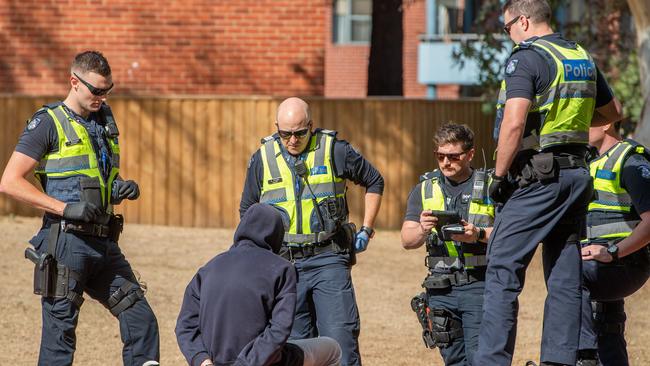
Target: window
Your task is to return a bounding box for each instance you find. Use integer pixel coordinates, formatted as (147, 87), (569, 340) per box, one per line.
(333, 0), (372, 44)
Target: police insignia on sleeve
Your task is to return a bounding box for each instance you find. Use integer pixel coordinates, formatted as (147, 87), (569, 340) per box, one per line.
(27, 117), (41, 131)
(505, 59), (519, 75)
(639, 165), (650, 180)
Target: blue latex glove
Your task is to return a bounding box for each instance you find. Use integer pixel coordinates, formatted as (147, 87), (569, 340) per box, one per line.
(354, 230), (370, 253)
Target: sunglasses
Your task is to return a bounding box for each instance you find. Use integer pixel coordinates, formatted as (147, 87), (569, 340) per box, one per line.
(503, 15), (526, 35)
(277, 127), (310, 139)
(73, 72), (114, 96)
(435, 151), (468, 162)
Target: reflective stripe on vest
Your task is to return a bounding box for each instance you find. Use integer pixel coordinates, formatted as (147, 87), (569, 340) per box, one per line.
(259, 132), (346, 245)
(586, 140), (647, 240)
(34, 105), (120, 209)
(495, 39), (596, 151)
(421, 173), (494, 269)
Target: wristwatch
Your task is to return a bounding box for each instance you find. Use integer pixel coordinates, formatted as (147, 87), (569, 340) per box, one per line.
(607, 244), (620, 261)
(360, 226), (375, 238)
(478, 227), (486, 241)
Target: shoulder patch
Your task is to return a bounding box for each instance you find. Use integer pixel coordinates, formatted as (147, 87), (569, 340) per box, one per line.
(639, 165), (650, 180)
(26, 117), (41, 131)
(505, 59), (519, 75)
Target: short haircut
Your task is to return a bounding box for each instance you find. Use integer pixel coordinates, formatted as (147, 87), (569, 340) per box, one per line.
(502, 0), (552, 24)
(433, 122), (475, 151)
(71, 51), (111, 77)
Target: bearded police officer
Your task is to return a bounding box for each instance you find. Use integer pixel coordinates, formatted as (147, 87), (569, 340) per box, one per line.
(474, 1), (623, 365)
(0, 51), (160, 366)
(576, 123), (650, 366)
(402, 123), (494, 365)
(239, 97), (384, 366)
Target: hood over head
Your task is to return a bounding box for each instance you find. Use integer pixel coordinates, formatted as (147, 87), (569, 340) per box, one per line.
(233, 203), (285, 253)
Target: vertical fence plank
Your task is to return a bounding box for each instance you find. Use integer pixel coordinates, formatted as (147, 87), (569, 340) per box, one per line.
(180, 100), (196, 227)
(138, 99), (155, 225)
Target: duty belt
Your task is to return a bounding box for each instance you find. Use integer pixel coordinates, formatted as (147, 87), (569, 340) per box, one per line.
(279, 241), (341, 261)
(423, 270), (485, 289)
(425, 255), (487, 268)
(554, 155), (588, 169)
(61, 220), (111, 238)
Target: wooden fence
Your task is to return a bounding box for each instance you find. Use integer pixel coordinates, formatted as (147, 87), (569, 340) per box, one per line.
(0, 96), (496, 229)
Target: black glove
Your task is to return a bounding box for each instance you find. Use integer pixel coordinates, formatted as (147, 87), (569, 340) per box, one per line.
(488, 175), (513, 204)
(115, 180), (140, 201)
(62, 202), (103, 223)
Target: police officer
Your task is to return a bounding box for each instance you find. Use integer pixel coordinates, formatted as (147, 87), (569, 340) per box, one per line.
(474, 1), (623, 365)
(0, 51), (159, 366)
(402, 123), (494, 365)
(576, 122), (650, 365)
(240, 97), (384, 366)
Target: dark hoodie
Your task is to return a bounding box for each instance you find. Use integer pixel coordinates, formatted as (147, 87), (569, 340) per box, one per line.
(175, 204), (298, 366)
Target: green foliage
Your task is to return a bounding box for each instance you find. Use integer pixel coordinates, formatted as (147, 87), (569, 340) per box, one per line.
(456, 0), (641, 129)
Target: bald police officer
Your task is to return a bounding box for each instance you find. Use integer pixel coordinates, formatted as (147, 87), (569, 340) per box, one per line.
(240, 97), (384, 366)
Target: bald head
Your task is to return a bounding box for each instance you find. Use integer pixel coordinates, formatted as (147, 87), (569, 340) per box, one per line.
(276, 97), (311, 125)
(275, 97), (313, 155)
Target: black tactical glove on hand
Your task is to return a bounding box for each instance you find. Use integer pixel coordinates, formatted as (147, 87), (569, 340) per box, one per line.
(63, 202), (103, 223)
(489, 175), (513, 204)
(113, 180), (140, 203)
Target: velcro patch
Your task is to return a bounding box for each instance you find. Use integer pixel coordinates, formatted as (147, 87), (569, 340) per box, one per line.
(595, 169), (616, 181)
(310, 165), (328, 175)
(562, 59), (595, 81)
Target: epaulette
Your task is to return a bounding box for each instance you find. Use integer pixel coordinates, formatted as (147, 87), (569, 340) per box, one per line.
(419, 169), (441, 183)
(623, 139), (650, 160)
(260, 134), (276, 144)
(315, 128), (337, 137)
(44, 102), (60, 109)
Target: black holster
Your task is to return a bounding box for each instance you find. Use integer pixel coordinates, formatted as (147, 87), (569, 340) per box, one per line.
(25, 225), (84, 307)
(108, 214), (124, 243)
(338, 222), (357, 266)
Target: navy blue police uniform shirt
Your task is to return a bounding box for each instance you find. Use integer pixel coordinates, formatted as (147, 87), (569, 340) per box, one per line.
(504, 33), (613, 107)
(16, 102), (114, 181)
(239, 131), (385, 218)
(620, 153), (650, 215)
(404, 170), (475, 222)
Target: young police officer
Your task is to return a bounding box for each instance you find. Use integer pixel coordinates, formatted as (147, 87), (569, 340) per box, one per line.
(476, 1), (623, 365)
(577, 123), (650, 365)
(0, 51), (160, 366)
(239, 97), (384, 366)
(402, 123), (494, 365)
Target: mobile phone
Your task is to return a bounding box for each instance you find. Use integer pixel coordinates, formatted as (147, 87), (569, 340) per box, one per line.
(442, 224), (466, 240)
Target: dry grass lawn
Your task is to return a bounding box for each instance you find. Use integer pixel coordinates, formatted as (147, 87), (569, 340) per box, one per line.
(2, 215), (650, 365)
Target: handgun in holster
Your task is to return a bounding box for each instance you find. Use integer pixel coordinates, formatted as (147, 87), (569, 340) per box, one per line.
(25, 247), (56, 297)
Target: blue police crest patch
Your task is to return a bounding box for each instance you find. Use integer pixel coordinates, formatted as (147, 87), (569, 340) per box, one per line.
(505, 59), (519, 75)
(639, 165), (650, 180)
(27, 117), (41, 131)
(310, 165), (328, 175)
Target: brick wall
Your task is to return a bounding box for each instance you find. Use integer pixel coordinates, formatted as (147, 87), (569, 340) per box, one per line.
(324, 1), (430, 98)
(402, 0), (427, 97)
(0, 0), (327, 96)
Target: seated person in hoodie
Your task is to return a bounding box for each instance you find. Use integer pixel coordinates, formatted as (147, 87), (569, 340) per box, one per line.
(175, 203), (342, 366)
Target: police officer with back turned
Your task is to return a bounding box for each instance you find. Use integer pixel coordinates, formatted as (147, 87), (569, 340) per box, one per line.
(473, 1), (623, 365)
(240, 97), (384, 366)
(0, 51), (159, 366)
